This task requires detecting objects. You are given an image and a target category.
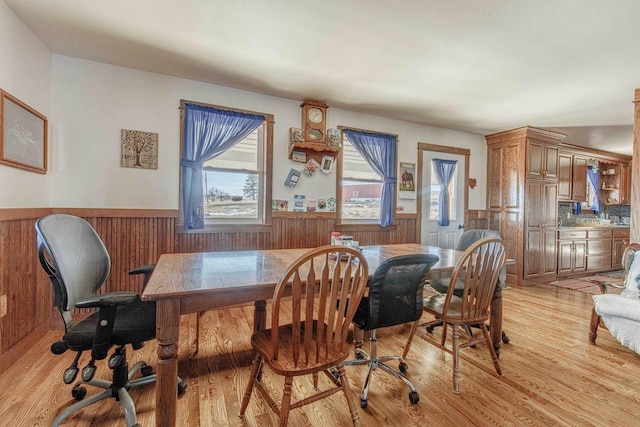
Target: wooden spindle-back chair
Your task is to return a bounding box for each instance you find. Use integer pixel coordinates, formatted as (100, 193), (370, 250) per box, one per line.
(239, 245), (369, 426)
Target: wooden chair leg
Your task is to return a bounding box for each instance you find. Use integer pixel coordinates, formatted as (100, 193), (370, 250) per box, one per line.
(452, 324), (460, 394)
(313, 372), (319, 390)
(481, 325), (502, 376)
(278, 376), (294, 427)
(239, 354), (262, 417)
(402, 319), (420, 359)
(440, 323), (448, 349)
(589, 308), (600, 344)
(337, 365), (361, 427)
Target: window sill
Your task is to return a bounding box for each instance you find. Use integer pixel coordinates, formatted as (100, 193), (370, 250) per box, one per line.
(334, 223), (397, 232)
(176, 223), (273, 234)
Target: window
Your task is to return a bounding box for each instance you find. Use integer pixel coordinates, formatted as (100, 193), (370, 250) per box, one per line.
(179, 100), (273, 230)
(338, 128), (397, 227)
(429, 163), (457, 221)
(202, 127), (264, 221)
(341, 137), (382, 221)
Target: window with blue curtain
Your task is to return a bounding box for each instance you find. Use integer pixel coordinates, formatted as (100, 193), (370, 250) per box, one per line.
(180, 102), (267, 230)
(341, 129), (397, 227)
(586, 166), (600, 213)
(432, 158), (458, 226)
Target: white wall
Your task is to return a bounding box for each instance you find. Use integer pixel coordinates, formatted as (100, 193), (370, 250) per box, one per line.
(0, 1), (52, 208)
(51, 55), (487, 212)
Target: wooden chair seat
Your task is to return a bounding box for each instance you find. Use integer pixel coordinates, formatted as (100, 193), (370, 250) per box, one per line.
(251, 321), (348, 376)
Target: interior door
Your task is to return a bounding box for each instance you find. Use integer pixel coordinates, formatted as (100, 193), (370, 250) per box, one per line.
(420, 151), (467, 249)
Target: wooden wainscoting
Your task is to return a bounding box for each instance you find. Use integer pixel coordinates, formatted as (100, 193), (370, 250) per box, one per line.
(0, 208), (419, 357)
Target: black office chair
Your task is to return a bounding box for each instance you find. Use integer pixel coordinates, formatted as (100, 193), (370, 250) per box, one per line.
(342, 254), (439, 408)
(35, 214), (186, 427)
(426, 229), (509, 344)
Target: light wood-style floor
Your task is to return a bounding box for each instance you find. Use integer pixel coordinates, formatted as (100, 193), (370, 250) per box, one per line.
(2, 284), (640, 426)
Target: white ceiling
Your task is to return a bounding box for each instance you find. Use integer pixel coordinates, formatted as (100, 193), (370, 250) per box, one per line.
(6, 0), (639, 155)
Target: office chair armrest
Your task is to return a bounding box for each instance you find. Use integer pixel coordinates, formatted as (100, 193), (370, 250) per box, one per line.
(129, 264), (155, 288)
(75, 291), (140, 308)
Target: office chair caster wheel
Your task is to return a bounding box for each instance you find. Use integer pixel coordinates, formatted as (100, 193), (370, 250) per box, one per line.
(71, 384), (87, 401)
(399, 361), (408, 373)
(140, 364), (154, 377)
(426, 325), (435, 333)
(409, 391), (419, 404)
(502, 333), (510, 344)
(178, 380), (188, 396)
(360, 398), (368, 409)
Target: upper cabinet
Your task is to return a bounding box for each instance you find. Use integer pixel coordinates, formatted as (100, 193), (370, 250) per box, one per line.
(527, 139), (559, 180)
(599, 161), (632, 205)
(557, 152), (588, 202)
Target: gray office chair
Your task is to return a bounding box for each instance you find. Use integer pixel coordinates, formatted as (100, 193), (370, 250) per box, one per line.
(425, 229), (509, 343)
(342, 254), (439, 408)
(36, 214), (186, 427)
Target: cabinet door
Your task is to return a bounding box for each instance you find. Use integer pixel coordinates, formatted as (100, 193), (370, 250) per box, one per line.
(527, 140), (545, 179)
(527, 139), (558, 180)
(612, 237), (628, 269)
(544, 145), (559, 180)
(558, 153), (572, 200)
(572, 156), (588, 202)
(573, 240), (587, 272)
(557, 241), (574, 274)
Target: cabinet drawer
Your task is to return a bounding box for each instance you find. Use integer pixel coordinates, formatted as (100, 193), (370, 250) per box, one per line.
(587, 239), (612, 255)
(587, 255), (612, 271)
(613, 228), (630, 238)
(587, 229), (612, 239)
(558, 230), (587, 240)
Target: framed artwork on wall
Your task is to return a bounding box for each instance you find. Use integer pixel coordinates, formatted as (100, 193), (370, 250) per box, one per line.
(0, 90), (48, 173)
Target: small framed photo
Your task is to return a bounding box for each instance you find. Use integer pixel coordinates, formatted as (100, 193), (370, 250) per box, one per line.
(303, 158), (320, 176)
(290, 127), (304, 143)
(0, 90), (48, 173)
(320, 155), (335, 174)
(284, 168), (301, 188)
(291, 150), (306, 163)
(327, 128), (341, 147)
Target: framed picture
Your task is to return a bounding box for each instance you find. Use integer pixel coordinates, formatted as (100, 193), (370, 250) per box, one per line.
(291, 150), (306, 163)
(0, 90), (48, 173)
(121, 129), (158, 169)
(399, 162), (416, 191)
(320, 155), (335, 174)
(284, 168), (301, 188)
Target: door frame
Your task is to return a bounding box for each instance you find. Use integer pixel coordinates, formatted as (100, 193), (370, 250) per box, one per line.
(417, 143), (470, 244)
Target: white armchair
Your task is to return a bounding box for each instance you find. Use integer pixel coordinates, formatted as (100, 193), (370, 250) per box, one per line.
(590, 243), (640, 354)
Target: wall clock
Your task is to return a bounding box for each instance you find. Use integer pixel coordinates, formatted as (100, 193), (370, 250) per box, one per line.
(301, 100), (328, 143)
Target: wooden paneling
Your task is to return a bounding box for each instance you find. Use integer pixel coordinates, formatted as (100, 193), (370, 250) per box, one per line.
(0, 208), (418, 356)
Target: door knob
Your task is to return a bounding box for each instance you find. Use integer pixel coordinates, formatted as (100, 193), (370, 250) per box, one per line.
(458, 224), (464, 229)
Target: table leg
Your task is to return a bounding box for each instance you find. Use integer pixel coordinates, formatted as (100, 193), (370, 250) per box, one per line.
(490, 285), (503, 357)
(254, 300), (267, 332)
(155, 299), (180, 427)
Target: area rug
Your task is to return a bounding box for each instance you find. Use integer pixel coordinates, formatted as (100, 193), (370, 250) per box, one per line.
(548, 272), (624, 295)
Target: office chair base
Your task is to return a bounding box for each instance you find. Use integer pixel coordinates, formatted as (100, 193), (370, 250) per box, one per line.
(52, 360), (187, 427)
(343, 331), (420, 408)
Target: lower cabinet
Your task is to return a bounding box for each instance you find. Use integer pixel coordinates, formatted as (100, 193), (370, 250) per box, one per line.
(586, 230), (613, 272)
(612, 228), (631, 269)
(557, 230), (587, 275)
(557, 228), (629, 275)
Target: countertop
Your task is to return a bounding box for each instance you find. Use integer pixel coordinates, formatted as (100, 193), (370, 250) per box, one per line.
(558, 225), (630, 230)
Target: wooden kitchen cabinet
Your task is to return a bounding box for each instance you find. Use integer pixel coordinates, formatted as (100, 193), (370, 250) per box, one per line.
(486, 126), (565, 285)
(586, 229), (613, 272)
(557, 152), (588, 202)
(557, 229), (587, 275)
(612, 227), (631, 269)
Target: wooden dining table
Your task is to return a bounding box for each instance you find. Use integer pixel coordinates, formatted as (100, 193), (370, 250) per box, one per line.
(141, 243), (509, 427)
